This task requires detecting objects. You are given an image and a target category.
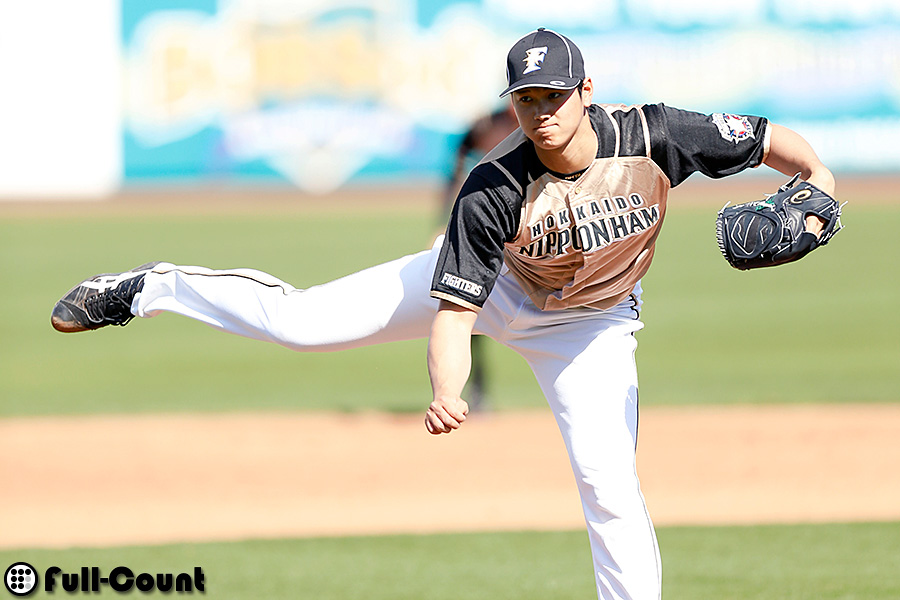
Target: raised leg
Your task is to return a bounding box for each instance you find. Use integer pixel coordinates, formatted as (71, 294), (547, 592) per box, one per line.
(134, 246), (442, 352)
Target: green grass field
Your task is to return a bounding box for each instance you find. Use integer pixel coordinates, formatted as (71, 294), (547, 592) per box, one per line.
(3, 522), (899, 599)
(2, 192), (898, 599)
(1, 198), (897, 416)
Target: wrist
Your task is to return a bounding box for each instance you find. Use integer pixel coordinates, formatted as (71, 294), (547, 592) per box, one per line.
(806, 168), (835, 197)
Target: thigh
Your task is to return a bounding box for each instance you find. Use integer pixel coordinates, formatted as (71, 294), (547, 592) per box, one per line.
(283, 244), (442, 349)
(523, 318), (643, 483)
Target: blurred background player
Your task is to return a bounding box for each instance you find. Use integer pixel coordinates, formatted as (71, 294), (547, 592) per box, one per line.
(440, 103), (519, 410)
(443, 104), (519, 217)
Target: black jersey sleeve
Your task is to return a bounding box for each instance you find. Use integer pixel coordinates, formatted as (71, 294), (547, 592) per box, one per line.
(430, 171), (520, 310)
(643, 104), (769, 187)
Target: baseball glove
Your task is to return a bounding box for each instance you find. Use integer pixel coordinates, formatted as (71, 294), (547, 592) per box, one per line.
(716, 174), (844, 270)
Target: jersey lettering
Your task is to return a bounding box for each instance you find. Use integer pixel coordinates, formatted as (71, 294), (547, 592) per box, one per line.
(439, 273), (484, 297)
(518, 204), (660, 257)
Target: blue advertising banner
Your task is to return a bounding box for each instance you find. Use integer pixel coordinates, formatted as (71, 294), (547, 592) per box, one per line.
(121, 0), (900, 191)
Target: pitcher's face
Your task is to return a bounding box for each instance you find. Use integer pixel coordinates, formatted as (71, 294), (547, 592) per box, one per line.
(511, 81), (592, 152)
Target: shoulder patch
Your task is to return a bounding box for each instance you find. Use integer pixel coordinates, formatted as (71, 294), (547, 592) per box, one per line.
(711, 113), (755, 144)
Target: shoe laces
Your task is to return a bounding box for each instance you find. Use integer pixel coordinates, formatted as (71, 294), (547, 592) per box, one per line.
(83, 276), (143, 325)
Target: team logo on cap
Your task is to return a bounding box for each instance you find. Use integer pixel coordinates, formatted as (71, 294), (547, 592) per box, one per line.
(523, 46), (548, 74)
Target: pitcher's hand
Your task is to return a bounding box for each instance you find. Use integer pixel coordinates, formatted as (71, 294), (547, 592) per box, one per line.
(425, 395), (469, 435)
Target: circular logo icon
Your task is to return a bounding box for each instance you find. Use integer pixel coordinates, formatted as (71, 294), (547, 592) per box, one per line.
(789, 189), (812, 204)
(4, 563), (38, 596)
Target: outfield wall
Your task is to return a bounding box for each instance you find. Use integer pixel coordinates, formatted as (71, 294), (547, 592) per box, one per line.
(2, 0), (899, 199)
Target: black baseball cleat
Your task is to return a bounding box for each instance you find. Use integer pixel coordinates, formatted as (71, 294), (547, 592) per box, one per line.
(51, 262), (161, 333)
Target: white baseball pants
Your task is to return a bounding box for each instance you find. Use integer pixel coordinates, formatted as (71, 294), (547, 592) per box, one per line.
(133, 240), (661, 600)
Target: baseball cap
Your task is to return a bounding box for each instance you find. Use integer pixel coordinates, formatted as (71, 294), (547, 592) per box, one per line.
(499, 28), (585, 98)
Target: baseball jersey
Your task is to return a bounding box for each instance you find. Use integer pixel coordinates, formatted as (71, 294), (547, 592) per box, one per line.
(431, 104), (770, 312)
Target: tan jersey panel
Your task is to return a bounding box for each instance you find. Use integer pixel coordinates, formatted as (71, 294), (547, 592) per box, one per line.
(502, 106), (670, 310)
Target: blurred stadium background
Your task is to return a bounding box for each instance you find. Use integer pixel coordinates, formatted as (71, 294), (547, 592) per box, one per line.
(2, 0), (900, 199)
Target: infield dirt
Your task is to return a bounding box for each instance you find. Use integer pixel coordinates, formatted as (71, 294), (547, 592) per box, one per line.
(2, 404), (899, 549)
